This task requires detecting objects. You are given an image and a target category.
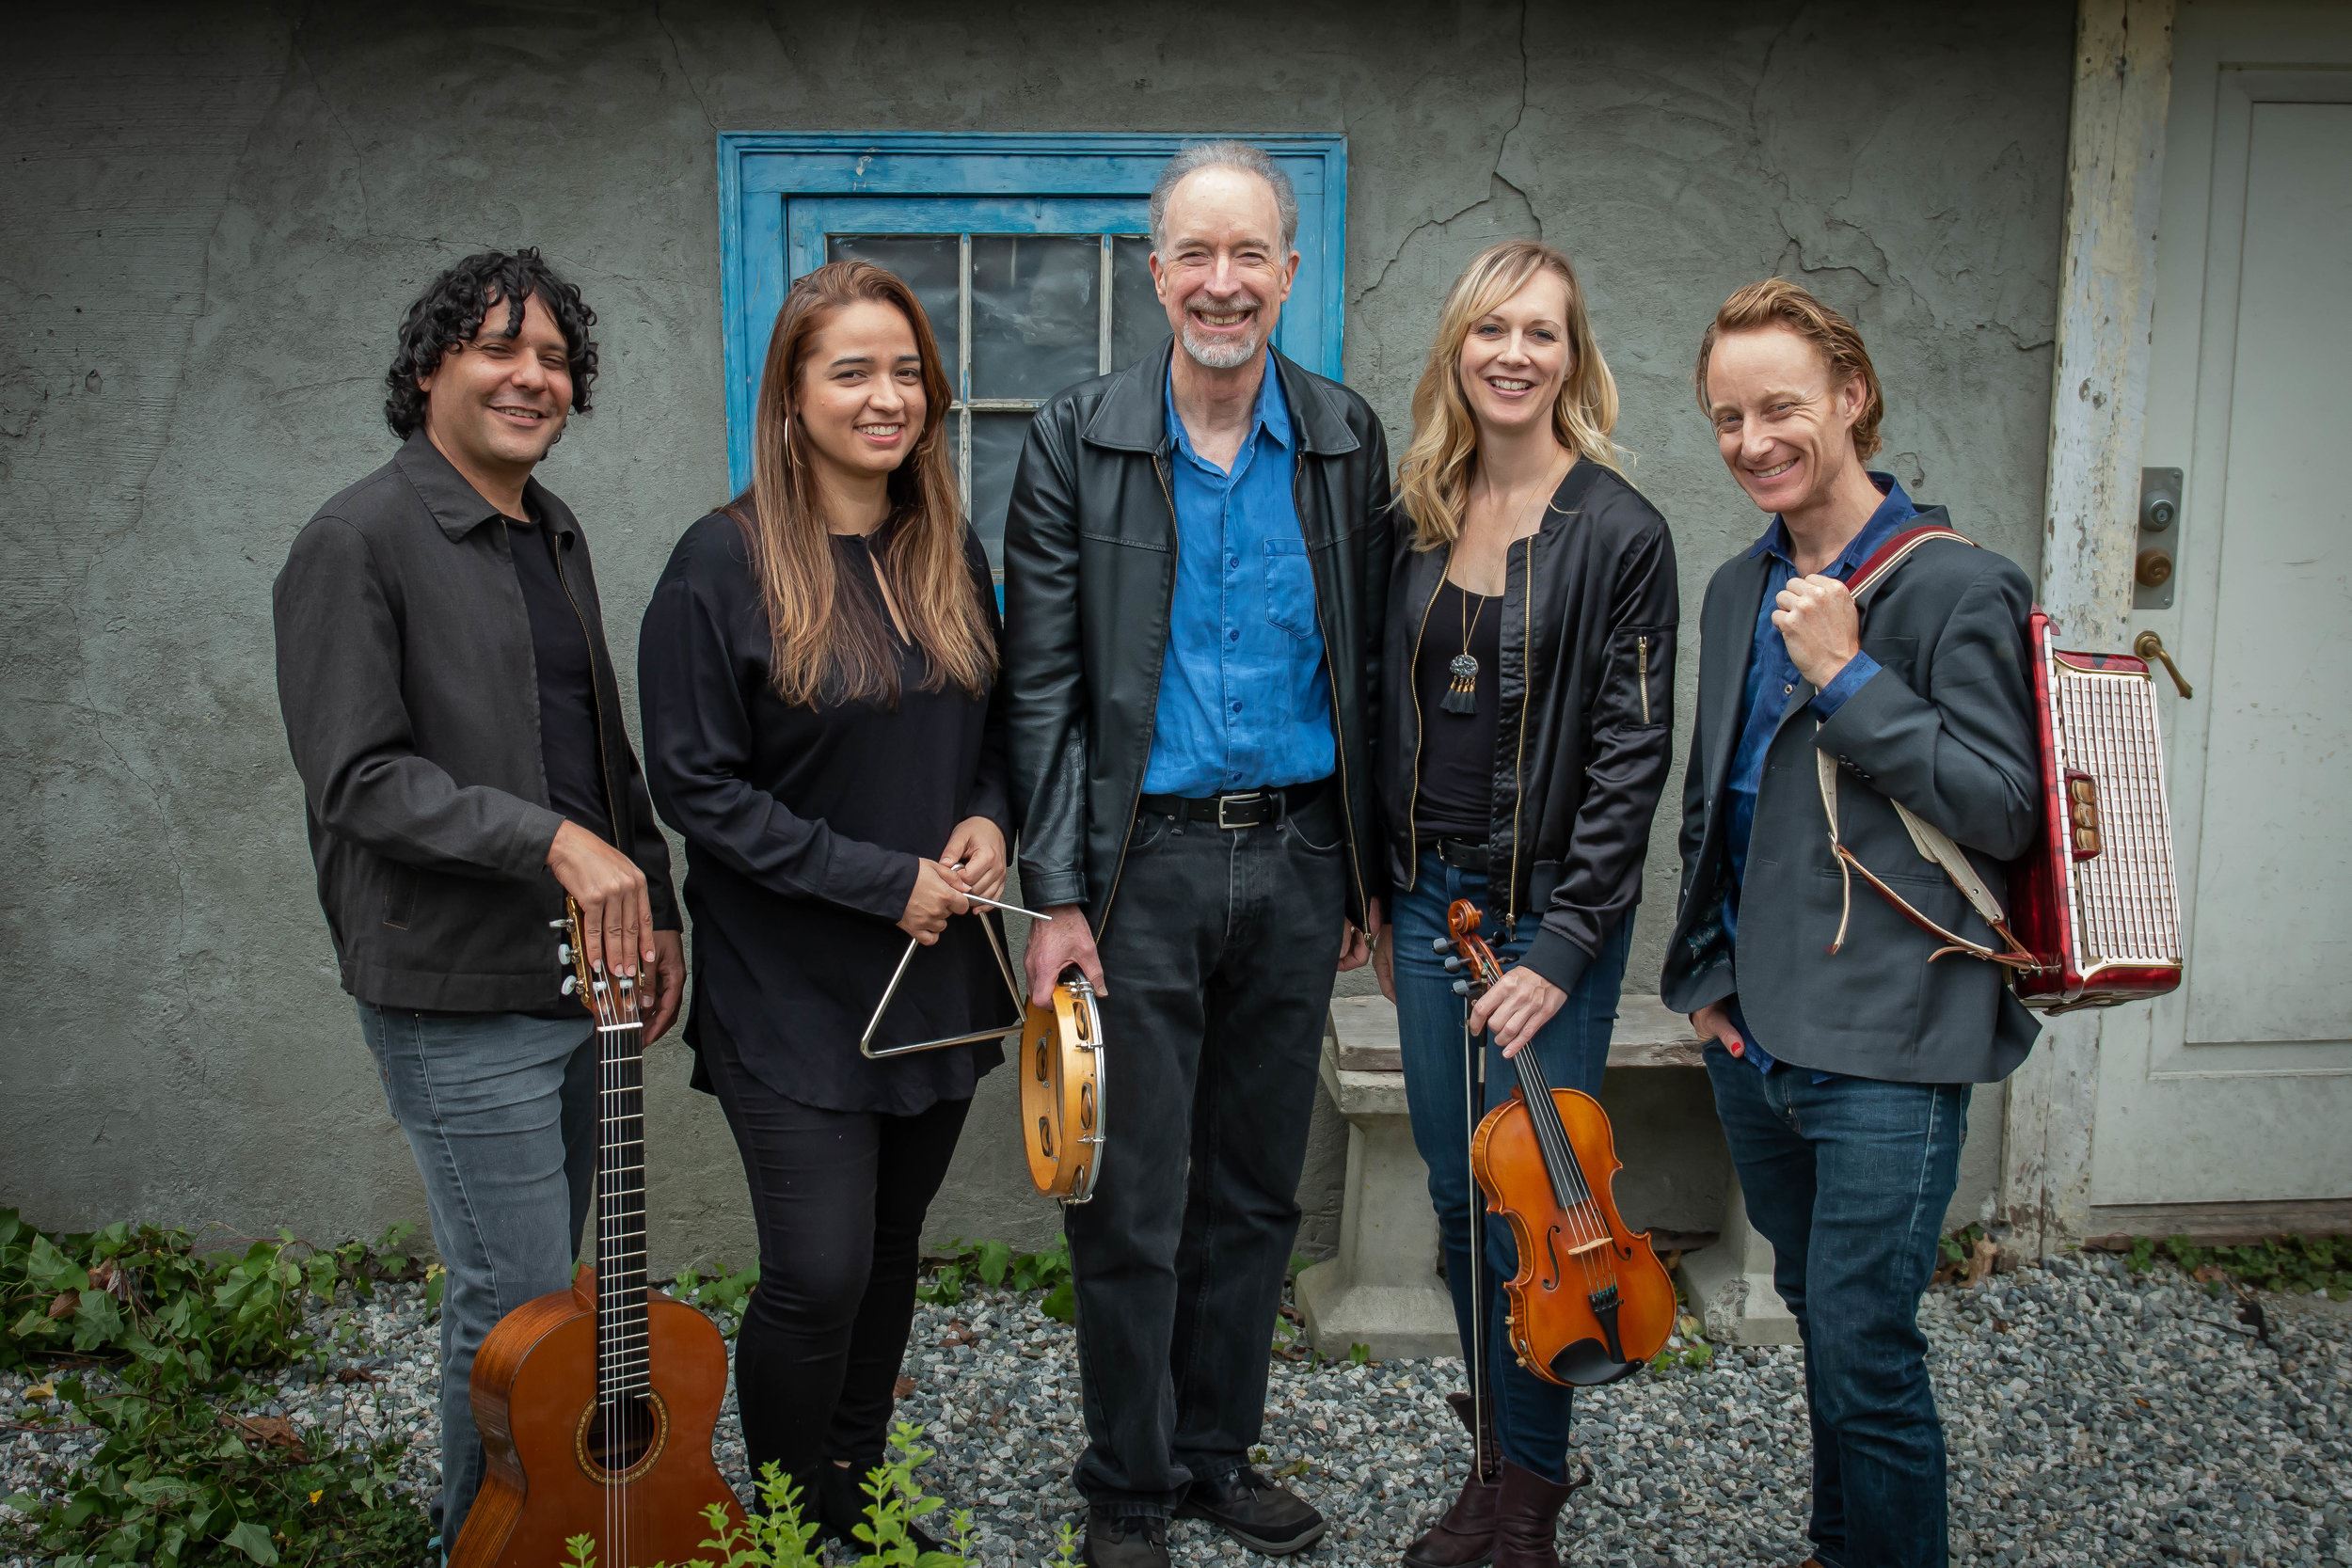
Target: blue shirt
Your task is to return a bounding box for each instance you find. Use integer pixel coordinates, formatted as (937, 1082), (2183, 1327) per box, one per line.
(1141, 357), (1336, 796)
(1724, 473), (1915, 1072)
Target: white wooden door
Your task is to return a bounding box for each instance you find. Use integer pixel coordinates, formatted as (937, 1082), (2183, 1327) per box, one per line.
(2090, 1), (2352, 1218)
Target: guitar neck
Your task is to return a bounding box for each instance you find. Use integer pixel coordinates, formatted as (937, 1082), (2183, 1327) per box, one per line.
(596, 1009), (650, 1403)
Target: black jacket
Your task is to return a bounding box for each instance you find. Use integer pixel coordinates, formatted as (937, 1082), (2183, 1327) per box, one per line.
(1003, 347), (1392, 932)
(274, 433), (678, 1013)
(1659, 515), (2041, 1084)
(1378, 460), (1679, 999)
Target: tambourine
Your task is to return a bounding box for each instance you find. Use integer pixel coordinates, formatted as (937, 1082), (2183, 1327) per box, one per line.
(1020, 973), (1105, 1204)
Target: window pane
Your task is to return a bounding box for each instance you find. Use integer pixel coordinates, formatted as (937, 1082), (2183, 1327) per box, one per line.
(1111, 236), (1169, 372)
(826, 234), (961, 388)
(968, 409), (1037, 568)
(970, 236), (1099, 400)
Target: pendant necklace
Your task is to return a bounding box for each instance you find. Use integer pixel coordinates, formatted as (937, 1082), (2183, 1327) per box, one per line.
(1441, 582), (1488, 716)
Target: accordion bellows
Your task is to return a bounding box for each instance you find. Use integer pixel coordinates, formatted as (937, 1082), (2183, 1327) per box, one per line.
(2010, 610), (2185, 1010)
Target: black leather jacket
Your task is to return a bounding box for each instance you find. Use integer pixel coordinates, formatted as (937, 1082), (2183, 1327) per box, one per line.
(1003, 347), (1393, 933)
(1378, 459), (1678, 999)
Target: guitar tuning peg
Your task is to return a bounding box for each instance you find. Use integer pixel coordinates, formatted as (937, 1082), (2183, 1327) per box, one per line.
(548, 918), (570, 930)
(557, 942), (572, 964)
(561, 974), (577, 995)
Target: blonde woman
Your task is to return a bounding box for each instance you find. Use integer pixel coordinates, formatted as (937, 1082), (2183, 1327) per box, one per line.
(1372, 240), (1678, 1568)
(637, 261), (1006, 1543)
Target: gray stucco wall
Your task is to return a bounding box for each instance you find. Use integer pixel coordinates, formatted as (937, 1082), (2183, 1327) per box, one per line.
(0, 1), (2067, 1275)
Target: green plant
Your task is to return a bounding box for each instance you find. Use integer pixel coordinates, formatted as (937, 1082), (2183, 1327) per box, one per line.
(553, 1424), (1089, 1567)
(914, 1238), (1075, 1323)
(1, 1210), (433, 1564)
(1648, 1310), (1715, 1373)
(1346, 1341), (1371, 1368)
(669, 1260), (761, 1336)
(2122, 1232), (2352, 1300)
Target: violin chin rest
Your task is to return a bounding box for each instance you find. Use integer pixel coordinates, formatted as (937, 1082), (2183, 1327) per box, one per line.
(1549, 1338), (1644, 1388)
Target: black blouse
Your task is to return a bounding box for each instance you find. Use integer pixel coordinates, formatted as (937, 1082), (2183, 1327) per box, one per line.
(1413, 576), (1502, 840)
(638, 512), (1012, 1116)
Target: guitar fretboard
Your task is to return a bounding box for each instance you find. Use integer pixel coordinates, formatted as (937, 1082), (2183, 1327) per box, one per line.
(595, 1002), (650, 1404)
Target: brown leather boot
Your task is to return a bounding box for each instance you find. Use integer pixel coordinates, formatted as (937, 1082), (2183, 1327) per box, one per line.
(1487, 1458), (1592, 1568)
(1403, 1393), (1501, 1567)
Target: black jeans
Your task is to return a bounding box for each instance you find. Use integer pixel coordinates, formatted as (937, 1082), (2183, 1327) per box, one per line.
(1064, 793), (1347, 1512)
(699, 1015), (971, 1506)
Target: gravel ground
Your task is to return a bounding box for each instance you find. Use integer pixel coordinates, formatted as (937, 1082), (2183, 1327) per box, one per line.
(4, 1252), (2346, 1566)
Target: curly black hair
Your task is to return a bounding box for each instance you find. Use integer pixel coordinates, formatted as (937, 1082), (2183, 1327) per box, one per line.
(384, 248), (598, 439)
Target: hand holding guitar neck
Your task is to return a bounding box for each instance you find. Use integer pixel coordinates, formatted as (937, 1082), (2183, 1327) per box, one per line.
(546, 819), (654, 979)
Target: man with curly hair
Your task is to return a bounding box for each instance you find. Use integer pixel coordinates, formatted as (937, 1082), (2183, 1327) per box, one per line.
(272, 248), (682, 1556)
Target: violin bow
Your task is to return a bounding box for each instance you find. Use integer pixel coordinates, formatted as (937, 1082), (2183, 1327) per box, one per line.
(1452, 937), (1495, 1484)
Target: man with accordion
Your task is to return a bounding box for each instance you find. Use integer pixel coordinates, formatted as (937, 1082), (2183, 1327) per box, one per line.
(1662, 278), (2042, 1568)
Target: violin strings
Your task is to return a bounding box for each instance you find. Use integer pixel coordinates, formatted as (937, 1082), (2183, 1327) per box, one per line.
(1509, 1046), (1615, 1302)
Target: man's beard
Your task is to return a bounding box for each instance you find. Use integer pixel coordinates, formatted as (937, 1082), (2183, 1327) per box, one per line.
(1177, 296), (1264, 370)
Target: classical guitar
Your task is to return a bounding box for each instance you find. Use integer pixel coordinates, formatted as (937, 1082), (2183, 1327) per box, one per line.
(450, 899), (744, 1567)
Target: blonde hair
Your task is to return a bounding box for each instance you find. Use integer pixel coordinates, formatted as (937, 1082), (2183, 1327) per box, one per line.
(1394, 240), (1624, 550)
(1693, 277), (1885, 461)
(729, 261), (994, 708)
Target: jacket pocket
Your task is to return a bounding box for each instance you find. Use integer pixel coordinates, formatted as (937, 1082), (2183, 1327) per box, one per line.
(1611, 626), (1671, 729)
(1263, 538), (1319, 641)
(381, 864), (417, 930)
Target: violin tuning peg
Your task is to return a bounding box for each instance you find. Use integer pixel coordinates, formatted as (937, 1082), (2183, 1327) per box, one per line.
(1451, 979), (1470, 997)
(1429, 938), (1453, 956)
(1442, 956), (1464, 974)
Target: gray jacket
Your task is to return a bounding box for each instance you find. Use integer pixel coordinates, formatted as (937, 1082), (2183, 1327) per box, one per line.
(1659, 514), (2041, 1084)
(273, 434), (677, 1013)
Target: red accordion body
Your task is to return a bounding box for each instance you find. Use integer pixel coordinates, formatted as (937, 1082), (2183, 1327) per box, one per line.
(2007, 610), (2185, 1011)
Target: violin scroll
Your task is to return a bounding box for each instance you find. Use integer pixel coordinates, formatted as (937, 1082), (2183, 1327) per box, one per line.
(1443, 899), (1509, 997)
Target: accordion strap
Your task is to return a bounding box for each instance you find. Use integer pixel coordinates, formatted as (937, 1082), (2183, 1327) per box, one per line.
(1820, 523), (2038, 970)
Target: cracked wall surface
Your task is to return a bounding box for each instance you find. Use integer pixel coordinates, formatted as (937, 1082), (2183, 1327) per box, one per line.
(0, 0), (2068, 1268)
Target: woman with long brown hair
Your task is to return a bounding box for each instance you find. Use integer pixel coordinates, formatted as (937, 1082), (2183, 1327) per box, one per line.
(1373, 240), (1678, 1568)
(638, 261), (1008, 1540)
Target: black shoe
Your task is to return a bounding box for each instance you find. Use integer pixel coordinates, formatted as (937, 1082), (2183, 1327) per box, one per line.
(1178, 1466), (1327, 1555)
(1084, 1507), (1170, 1568)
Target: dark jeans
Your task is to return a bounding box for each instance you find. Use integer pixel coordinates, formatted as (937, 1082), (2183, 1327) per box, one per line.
(1391, 852), (1632, 1481)
(1703, 1040), (1969, 1568)
(354, 1004), (596, 1555)
(698, 1013), (971, 1506)
(1064, 793), (1347, 1512)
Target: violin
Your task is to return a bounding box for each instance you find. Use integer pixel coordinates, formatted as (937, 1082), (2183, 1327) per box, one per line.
(1444, 898), (1676, 1386)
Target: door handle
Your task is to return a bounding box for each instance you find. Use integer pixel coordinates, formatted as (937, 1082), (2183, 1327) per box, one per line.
(2133, 631), (2194, 699)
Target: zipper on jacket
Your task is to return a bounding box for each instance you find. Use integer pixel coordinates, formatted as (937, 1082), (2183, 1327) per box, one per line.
(546, 527), (625, 849)
(1637, 634), (1652, 726)
(1399, 561), (1446, 895)
(1505, 536), (1534, 929)
(1095, 452), (1182, 942)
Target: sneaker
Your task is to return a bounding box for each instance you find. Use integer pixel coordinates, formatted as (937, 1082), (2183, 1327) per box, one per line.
(1084, 1507), (1170, 1568)
(1177, 1466), (1327, 1555)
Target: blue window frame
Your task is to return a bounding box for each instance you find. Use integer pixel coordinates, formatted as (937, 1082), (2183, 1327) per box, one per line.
(716, 132), (1348, 564)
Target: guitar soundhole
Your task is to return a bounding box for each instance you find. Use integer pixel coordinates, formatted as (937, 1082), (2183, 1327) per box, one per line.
(576, 1390), (670, 1484)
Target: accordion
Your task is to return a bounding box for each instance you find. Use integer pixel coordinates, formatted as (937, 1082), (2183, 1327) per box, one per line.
(2007, 611), (2185, 1010)
(1833, 529), (2185, 1013)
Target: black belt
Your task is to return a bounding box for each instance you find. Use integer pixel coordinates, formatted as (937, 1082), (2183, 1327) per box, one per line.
(1424, 834), (1489, 872)
(1137, 778), (1330, 830)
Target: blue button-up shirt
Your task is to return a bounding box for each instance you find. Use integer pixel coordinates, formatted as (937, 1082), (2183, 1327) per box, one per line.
(1724, 473), (1915, 1072)
(1141, 358), (1336, 796)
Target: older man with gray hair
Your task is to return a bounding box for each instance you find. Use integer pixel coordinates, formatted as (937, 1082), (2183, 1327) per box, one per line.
(1004, 141), (1392, 1568)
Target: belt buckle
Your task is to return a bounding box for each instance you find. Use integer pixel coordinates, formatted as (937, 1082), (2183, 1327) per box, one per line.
(1216, 791), (1265, 831)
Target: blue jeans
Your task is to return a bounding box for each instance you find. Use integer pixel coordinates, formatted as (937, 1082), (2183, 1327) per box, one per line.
(1391, 852), (1632, 1481)
(357, 1004), (596, 1553)
(1703, 1040), (1968, 1568)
